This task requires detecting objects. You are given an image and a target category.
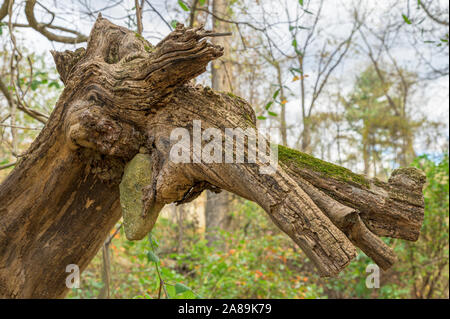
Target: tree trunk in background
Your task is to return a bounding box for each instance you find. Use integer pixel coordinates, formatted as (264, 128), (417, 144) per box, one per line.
(210, 0), (232, 92)
(298, 55), (311, 153)
(363, 137), (370, 175)
(301, 120), (311, 153)
(276, 63), (288, 146)
(205, 0), (233, 245)
(205, 190), (233, 243)
(399, 129), (417, 168)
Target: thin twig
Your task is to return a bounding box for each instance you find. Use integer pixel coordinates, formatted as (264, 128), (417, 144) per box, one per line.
(145, 0), (172, 31)
(0, 123), (42, 130)
(105, 223), (123, 246)
(149, 233), (168, 298)
(0, 161), (16, 170)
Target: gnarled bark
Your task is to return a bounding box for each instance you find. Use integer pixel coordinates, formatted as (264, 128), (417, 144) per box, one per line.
(278, 147), (426, 241)
(0, 16), (425, 298)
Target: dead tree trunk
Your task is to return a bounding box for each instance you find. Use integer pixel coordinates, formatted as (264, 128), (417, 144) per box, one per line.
(0, 16), (426, 298)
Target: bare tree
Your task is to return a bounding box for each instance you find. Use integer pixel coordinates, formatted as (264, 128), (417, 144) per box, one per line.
(286, 0), (361, 153)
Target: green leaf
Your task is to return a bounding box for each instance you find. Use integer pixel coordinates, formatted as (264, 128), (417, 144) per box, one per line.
(299, 0), (304, 5)
(48, 81), (60, 89)
(165, 285), (175, 298)
(31, 80), (40, 91)
(272, 89), (280, 100)
(199, 0), (206, 5)
(179, 290), (197, 299)
(292, 39), (298, 48)
(402, 14), (412, 24)
(170, 20), (179, 29)
(265, 101), (273, 110)
(268, 111), (278, 117)
(148, 233), (159, 248)
(289, 67), (303, 75)
(175, 283), (191, 294)
(303, 9), (313, 15)
(147, 251), (159, 263)
(257, 115), (267, 120)
(178, 0), (190, 11)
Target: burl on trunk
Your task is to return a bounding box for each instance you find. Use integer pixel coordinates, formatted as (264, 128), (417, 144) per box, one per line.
(0, 16), (426, 298)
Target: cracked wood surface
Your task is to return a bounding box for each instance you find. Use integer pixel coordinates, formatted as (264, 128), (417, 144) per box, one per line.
(0, 16), (426, 298)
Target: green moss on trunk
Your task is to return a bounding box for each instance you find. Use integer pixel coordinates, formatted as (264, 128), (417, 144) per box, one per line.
(277, 145), (370, 187)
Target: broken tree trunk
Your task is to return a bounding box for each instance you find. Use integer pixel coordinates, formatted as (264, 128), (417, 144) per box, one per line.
(0, 16), (426, 298)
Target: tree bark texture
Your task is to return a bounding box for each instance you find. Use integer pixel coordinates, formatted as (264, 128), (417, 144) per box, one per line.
(0, 16), (426, 298)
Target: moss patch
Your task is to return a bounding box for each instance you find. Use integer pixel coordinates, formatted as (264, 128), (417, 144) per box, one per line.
(244, 113), (255, 128)
(226, 91), (237, 98)
(134, 32), (153, 52)
(135, 32), (144, 40)
(277, 145), (370, 187)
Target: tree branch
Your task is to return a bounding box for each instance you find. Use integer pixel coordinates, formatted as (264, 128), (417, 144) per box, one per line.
(0, 0), (10, 21)
(0, 77), (48, 124)
(419, 0), (449, 26)
(24, 0), (88, 43)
